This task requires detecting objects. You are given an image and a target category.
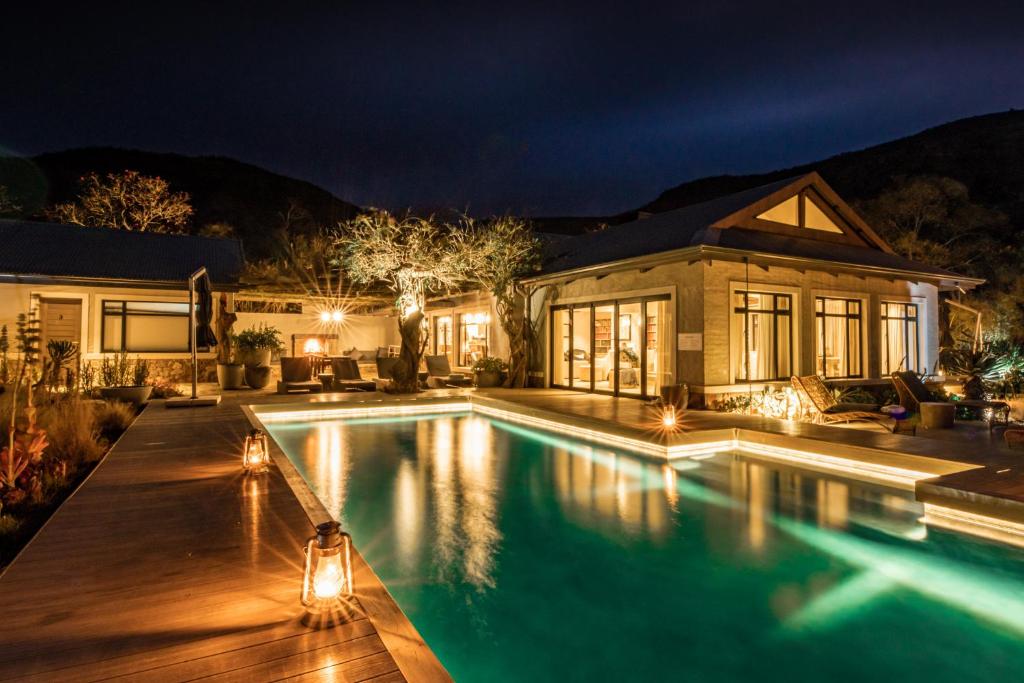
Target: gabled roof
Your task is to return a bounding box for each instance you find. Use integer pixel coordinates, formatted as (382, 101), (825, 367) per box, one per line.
(0, 220), (245, 287)
(537, 173), (979, 286)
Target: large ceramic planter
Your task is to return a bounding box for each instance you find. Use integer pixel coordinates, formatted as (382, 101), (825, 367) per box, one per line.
(244, 365), (272, 390)
(238, 348), (272, 368)
(100, 385), (153, 406)
(217, 363), (245, 390)
(474, 370), (501, 388)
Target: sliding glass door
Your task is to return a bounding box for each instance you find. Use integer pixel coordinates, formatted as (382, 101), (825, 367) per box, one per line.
(550, 295), (672, 398)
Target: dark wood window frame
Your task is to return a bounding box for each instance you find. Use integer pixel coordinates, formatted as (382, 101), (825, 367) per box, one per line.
(733, 291), (793, 382)
(815, 297), (863, 379)
(101, 300), (191, 353)
(881, 302), (920, 374)
(549, 294), (671, 399)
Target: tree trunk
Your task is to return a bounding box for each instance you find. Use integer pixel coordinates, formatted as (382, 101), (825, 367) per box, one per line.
(392, 310), (425, 393)
(499, 288), (529, 388)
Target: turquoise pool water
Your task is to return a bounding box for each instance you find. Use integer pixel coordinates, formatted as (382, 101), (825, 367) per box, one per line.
(267, 413), (1024, 682)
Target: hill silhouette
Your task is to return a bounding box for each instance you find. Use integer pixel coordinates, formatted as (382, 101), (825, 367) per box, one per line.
(0, 148), (361, 259)
(535, 109), (1024, 234)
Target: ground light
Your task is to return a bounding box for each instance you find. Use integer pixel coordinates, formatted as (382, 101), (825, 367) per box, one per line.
(661, 407), (679, 429)
(242, 428), (270, 474)
(301, 521), (353, 624)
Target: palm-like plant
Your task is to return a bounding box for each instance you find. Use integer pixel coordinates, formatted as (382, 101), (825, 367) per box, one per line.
(941, 345), (1004, 399)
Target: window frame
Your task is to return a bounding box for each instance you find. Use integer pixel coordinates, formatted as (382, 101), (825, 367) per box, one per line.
(880, 301), (920, 375)
(815, 296), (863, 379)
(457, 311), (490, 367)
(101, 300), (192, 353)
(733, 290), (793, 382)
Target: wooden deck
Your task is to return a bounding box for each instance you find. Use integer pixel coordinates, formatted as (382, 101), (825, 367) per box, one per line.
(0, 393), (449, 682)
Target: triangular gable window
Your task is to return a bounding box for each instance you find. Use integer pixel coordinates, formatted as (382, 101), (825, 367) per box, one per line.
(756, 192), (844, 234)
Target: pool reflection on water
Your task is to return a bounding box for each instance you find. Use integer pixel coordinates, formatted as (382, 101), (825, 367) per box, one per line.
(267, 413), (1024, 682)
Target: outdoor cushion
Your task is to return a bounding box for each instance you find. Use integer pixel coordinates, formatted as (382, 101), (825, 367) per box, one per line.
(331, 358), (363, 380)
(280, 357), (312, 383)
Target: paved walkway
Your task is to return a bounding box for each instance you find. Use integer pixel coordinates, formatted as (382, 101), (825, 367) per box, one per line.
(0, 392), (448, 682)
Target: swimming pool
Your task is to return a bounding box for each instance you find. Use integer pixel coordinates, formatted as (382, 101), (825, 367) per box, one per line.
(266, 412), (1024, 681)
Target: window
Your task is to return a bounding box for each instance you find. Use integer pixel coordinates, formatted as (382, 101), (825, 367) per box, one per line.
(433, 315), (454, 363)
(756, 190), (844, 234)
(881, 302), (920, 374)
(458, 312), (490, 366)
(102, 301), (190, 352)
(816, 297), (862, 378)
(733, 291), (792, 381)
(549, 294), (672, 398)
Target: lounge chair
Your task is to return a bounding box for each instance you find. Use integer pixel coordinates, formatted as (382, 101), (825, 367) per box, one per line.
(891, 371), (1009, 431)
(277, 357), (323, 394)
(329, 358), (377, 392)
(425, 355), (472, 388)
(790, 375), (891, 430)
(374, 356), (400, 390)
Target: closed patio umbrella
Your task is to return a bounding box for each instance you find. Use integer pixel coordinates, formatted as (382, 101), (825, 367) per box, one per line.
(195, 272), (218, 348)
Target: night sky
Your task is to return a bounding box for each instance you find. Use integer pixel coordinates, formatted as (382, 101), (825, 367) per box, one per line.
(2, 2), (1023, 216)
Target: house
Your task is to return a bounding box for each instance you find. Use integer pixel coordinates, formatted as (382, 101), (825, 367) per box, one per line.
(520, 173), (983, 404)
(0, 220), (399, 383)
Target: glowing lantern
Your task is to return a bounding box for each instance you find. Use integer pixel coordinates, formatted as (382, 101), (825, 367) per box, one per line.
(243, 429), (270, 474)
(301, 521), (353, 614)
(662, 408), (677, 428)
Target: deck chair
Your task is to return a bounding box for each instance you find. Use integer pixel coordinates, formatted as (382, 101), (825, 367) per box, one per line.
(374, 356), (401, 390)
(790, 376), (891, 430)
(277, 357), (323, 394)
(425, 355), (472, 388)
(329, 358), (377, 392)
(891, 371), (1009, 431)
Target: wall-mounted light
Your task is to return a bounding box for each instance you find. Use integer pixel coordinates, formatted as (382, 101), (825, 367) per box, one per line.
(320, 310), (331, 322)
(243, 428), (270, 474)
(331, 310), (343, 322)
(301, 521), (353, 616)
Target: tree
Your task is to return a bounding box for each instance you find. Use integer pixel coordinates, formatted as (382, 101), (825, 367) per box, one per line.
(858, 175), (1024, 343)
(466, 216), (542, 387)
(48, 170), (192, 233)
(337, 211), (478, 393)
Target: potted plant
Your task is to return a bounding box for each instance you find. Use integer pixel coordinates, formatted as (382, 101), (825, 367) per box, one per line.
(471, 357), (507, 388)
(215, 293), (244, 390)
(234, 324), (282, 369)
(98, 351), (152, 406)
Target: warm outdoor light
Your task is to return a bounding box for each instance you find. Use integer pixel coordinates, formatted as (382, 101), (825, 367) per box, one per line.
(331, 310), (343, 322)
(319, 310), (331, 322)
(243, 428), (270, 474)
(662, 408), (678, 429)
(301, 521), (353, 614)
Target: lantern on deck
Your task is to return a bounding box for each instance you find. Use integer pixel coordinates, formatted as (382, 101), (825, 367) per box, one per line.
(661, 407), (678, 429)
(243, 428), (270, 474)
(301, 521), (353, 614)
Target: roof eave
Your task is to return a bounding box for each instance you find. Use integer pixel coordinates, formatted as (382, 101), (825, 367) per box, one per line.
(521, 245), (984, 290)
(0, 273), (242, 291)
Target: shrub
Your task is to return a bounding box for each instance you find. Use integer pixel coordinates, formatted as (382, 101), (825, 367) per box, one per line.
(39, 398), (104, 467)
(94, 400), (135, 441)
(471, 357), (507, 374)
(234, 324), (283, 352)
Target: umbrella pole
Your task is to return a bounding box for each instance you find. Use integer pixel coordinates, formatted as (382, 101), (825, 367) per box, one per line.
(166, 267), (220, 408)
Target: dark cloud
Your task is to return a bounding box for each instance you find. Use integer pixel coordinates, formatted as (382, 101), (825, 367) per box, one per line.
(2, 1), (1022, 215)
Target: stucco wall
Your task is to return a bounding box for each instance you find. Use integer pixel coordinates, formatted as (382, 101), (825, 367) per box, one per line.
(233, 308), (398, 358)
